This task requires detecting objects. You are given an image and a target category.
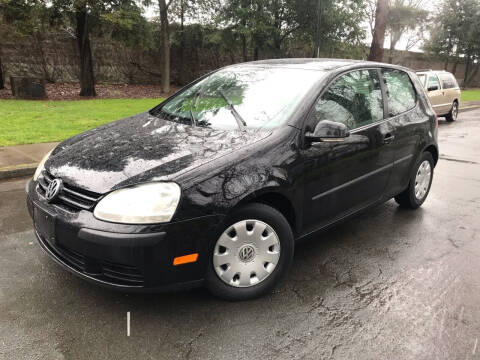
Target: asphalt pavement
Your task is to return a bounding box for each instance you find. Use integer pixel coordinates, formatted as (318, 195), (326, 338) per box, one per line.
(1, 109), (479, 360)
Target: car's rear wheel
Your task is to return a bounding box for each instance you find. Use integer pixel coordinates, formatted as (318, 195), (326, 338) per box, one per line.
(205, 203), (294, 301)
(445, 101), (458, 122)
(394, 152), (434, 209)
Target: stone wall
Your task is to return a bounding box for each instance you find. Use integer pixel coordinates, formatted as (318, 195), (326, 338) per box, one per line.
(1, 38), (479, 87)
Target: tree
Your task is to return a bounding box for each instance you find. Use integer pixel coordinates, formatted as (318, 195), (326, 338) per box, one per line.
(424, 0), (480, 87)
(50, 0), (145, 96)
(158, 0), (172, 92)
(219, 0), (365, 61)
(74, 1), (96, 96)
(386, 0), (428, 63)
(368, 0), (388, 61)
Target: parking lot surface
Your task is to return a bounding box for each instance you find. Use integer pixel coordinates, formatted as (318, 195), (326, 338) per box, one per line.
(1, 109), (479, 360)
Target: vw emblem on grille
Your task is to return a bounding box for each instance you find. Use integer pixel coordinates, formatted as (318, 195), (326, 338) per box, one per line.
(45, 178), (62, 202)
(238, 244), (256, 263)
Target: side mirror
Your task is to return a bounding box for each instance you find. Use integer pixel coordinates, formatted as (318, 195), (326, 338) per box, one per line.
(427, 85), (439, 92)
(305, 120), (350, 143)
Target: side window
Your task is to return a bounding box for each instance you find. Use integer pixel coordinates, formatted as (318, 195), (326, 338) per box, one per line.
(311, 69), (384, 130)
(427, 75), (441, 90)
(439, 74), (457, 89)
(382, 69), (417, 117)
(451, 74), (459, 88)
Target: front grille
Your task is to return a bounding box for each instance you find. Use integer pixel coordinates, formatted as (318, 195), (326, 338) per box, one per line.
(37, 171), (102, 211)
(37, 231), (144, 286)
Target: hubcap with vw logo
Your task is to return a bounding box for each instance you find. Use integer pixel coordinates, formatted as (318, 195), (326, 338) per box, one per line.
(238, 244), (256, 263)
(213, 219), (281, 288)
(45, 178), (63, 202)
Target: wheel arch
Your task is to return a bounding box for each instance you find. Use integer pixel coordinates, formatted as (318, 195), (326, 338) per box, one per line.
(424, 144), (439, 166)
(233, 189), (298, 236)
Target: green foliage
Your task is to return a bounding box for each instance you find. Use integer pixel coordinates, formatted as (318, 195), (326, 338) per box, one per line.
(424, 0), (480, 60)
(218, 0), (366, 58)
(424, 0), (480, 85)
(0, 98), (162, 146)
(387, 0), (429, 50)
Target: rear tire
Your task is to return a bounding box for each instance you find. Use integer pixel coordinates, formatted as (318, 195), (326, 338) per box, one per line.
(445, 101), (458, 122)
(205, 203), (294, 301)
(395, 152), (434, 209)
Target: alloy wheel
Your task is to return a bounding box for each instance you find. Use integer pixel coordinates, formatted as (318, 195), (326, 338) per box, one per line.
(452, 102), (458, 120)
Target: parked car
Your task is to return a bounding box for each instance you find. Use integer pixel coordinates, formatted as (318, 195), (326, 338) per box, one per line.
(416, 69), (461, 122)
(26, 59), (439, 301)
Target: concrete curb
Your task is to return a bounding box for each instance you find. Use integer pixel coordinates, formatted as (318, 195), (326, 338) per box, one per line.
(0, 163), (37, 181)
(459, 105), (480, 113)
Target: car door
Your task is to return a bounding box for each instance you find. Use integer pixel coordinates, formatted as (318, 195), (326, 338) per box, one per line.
(426, 74), (448, 115)
(299, 68), (396, 235)
(438, 73), (459, 109)
(381, 68), (423, 197)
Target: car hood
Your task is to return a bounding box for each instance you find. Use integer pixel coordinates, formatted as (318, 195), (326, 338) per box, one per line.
(46, 112), (272, 194)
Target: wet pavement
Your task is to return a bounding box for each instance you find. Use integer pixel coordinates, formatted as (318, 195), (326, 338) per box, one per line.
(1, 109), (479, 360)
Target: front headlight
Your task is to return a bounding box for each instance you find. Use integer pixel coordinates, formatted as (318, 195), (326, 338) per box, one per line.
(33, 149), (54, 181)
(93, 182), (181, 224)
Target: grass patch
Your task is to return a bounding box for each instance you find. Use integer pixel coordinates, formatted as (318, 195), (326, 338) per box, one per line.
(0, 98), (162, 147)
(461, 89), (480, 102)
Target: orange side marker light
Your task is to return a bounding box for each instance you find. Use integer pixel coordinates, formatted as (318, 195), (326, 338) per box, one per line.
(173, 253), (199, 266)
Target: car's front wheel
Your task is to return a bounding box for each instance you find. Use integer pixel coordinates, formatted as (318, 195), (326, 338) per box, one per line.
(205, 203), (294, 301)
(445, 101), (458, 122)
(394, 152), (434, 209)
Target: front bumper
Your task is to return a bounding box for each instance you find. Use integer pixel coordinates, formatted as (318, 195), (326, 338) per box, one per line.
(26, 179), (224, 292)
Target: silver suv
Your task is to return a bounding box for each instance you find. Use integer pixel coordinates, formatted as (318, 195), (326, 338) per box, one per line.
(416, 70), (461, 122)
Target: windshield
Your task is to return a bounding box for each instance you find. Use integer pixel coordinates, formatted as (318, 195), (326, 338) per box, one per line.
(152, 66), (326, 130)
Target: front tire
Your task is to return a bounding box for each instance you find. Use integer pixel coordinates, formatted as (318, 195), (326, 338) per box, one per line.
(205, 203), (294, 301)
(445, 101), (458, 122)
(394, 152), (434, 209)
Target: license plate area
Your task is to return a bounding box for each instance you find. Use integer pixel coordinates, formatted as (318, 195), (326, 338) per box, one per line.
(34, 205), (56, 246)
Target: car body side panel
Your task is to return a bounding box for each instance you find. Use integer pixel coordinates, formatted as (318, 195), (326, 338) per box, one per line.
(386, 71), (438, 196)
(174, 126), (304, 231)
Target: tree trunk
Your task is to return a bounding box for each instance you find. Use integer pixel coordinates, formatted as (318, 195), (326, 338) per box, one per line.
(388, 32), (400, 64)
(451, 59), (459, 75)
(368, 0), (388, 62)
(463, 54), (471, 89)
(75, 5), (96, 97)
(0, 52), (4, 90)
(179, 0), (185, 85)
(312, 0), (322, 58)
(159, 0), (170, 93)
(253, 44), (259, 61)
(241, 35), (247, 62)
(466, 61), (479, 88)
(240, 0), (248, 62)
(443, 58), (449, 71)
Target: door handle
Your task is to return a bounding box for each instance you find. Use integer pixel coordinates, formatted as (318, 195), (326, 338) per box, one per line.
(383, 134), (395, 144)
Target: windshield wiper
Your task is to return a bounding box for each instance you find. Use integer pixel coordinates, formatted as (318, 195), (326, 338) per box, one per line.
(219, 90), (247, 131)
(189, 91), (201, 127)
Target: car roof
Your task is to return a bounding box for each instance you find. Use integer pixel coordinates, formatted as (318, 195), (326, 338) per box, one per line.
(226, 58), (412, 73)
(416, 69), (453, 75)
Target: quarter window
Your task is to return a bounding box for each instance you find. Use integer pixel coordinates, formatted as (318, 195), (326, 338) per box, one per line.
(439, 73), (458, 89)
(311, 69), (384, 130)
(382, 69), (417, 117)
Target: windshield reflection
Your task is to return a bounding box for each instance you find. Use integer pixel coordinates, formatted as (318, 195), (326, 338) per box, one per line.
(151, 66), (325, 130)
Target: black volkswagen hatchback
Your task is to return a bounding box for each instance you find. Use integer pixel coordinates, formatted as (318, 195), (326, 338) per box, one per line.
(26, 59), (438, 300)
